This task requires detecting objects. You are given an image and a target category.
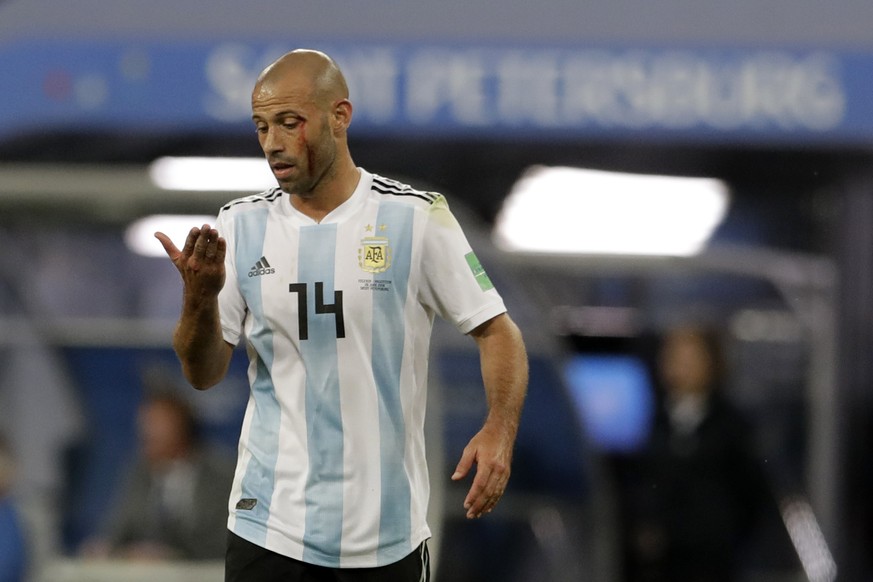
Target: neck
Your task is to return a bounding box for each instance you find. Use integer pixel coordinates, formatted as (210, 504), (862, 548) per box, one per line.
(291, 156), (360, 222)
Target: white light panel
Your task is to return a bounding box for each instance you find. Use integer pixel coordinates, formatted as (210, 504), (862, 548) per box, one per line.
(493, 166), (730, 256)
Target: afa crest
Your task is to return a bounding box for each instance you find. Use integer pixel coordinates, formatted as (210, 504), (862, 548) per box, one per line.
(358, 236), (392, 273)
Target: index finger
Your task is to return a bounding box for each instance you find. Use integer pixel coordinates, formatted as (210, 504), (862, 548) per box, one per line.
(181, 226), (203, 257)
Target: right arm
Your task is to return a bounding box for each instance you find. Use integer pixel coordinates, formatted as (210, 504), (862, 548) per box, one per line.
(155, 224), (234, 390)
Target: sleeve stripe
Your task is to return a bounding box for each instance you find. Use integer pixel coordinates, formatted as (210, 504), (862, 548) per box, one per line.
(372, 176), (439, 204)
(221, 188), (284, 211)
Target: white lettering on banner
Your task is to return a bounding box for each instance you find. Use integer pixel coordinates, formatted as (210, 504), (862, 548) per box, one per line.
(496, 51), (561, 126)
(591, 51), (841, 130)
(647, 52), (706, 128)
(203, 44), (286, 122)
(561, 51), (649, 127)
(338, 48), (399, 123)
(405, 50), (490, 125)
(200, 43), (847, 134)
(409, 49), (844, 132)
(553, 50), (845, 131)
(202, 44), (401, 125)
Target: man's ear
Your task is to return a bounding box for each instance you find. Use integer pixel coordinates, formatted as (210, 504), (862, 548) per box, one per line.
(333, 99), (353, 133)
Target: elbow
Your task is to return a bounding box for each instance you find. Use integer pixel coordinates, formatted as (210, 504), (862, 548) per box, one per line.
(187, 376), (219, 391)
(173, 336), (232, 391)
(184, 370), (222, 391)
(180, 360), (227, 391)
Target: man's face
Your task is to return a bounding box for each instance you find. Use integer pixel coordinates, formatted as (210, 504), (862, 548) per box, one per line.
(138, 401), (189, 469)
(659, 330), (713, 396)
(251, 72), (338, 197)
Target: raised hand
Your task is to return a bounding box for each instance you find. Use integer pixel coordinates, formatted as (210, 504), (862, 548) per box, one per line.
(155, 224), (227, 298)
(155, 224), (232, 390)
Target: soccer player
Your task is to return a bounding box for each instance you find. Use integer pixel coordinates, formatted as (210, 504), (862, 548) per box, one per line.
(155, 49), (528, 582)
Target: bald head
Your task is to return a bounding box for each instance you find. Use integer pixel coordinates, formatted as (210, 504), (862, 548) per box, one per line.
(250, 49), (358, 206)
(256, 49), (349, 107)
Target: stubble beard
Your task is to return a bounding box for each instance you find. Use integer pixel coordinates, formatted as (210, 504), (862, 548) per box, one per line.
(283, 129), (338, 200)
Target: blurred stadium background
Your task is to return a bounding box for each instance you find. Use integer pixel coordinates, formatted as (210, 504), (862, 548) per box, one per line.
(1, 1), (872, 581)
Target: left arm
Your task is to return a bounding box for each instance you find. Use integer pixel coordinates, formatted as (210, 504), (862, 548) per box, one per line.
(452, 312), (528, 519)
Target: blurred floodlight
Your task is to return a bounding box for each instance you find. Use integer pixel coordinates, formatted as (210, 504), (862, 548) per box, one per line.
(125, 214), (217, 257)
(149, 156), (275, 191)
(493, 166), (730, 256)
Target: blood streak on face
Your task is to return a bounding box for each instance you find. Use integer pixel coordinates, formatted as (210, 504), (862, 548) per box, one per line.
(252, 52), (348, 203)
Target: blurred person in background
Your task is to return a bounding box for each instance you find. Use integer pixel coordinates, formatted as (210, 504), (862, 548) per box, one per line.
(82, 391), (233, 561)
(0, 434), (27, 582)
(618, 324), (772, 582)
(0, 326), (85, 571)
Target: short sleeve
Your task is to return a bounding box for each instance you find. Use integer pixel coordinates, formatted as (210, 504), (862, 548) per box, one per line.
(419, 196), (506, 334)
(216, 210), (245, 346)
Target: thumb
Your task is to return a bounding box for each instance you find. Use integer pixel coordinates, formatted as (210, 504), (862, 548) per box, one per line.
(452, 448), (475, 481)
(154, 231), (180, 259)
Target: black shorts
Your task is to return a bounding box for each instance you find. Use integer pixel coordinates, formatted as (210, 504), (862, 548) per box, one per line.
(225, 530), (430, 582)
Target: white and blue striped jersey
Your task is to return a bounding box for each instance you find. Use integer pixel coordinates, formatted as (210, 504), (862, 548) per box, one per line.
(216, 169), (506, 568)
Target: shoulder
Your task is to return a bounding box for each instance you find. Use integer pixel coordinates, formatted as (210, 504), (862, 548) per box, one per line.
(370, 174), (442, 209)
(219, 188), (285, 216)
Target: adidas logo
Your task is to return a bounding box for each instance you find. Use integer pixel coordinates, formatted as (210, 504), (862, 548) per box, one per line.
(248, 256), (275, 278)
